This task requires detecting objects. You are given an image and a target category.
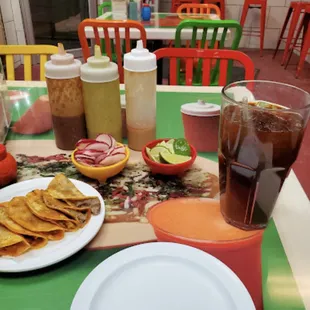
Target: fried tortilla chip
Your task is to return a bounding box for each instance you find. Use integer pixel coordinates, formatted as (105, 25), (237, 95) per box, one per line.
(7, 197), (65, 241)
(0, 203), (47, 249)
(42, 191), (91, 228)
(26, 190), (79, 232)
(47, 174), (101, 215)
(0, 224), (30, 257)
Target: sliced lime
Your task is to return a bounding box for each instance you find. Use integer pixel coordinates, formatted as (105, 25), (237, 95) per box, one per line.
(160, 152), (191, 164)
(173, 138), (191, 156)
(146, 147), (152, 157)
(146, 147), (161, 162)
(150, 145), (171, 156)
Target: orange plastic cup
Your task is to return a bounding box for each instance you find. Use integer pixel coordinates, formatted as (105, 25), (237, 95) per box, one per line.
(148, 198), (264, 310)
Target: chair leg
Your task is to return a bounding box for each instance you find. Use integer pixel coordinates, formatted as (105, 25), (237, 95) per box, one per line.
(273, 7), (292, 59)
(284, 16), (304, 69)
(220, 0), (225, 19)
(281, 7), (301, 65)
(240, 4), (249, 27)
(296, 22), (310, 78)
(260, 2), (267, 57)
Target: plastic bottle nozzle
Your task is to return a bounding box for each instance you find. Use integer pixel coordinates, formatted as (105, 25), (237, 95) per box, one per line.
(58, 43), (66, 55)
(94, 45), (102, 59)
(136, 40), (143, 50)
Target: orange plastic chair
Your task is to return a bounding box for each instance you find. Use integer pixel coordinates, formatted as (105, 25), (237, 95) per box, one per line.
(0, 45), (58, 81)
(177, 3), (221, 17)
(78, 19), (147, 83)
(202, 1), (225, 19)
(154, 48), (255, 86)
(171, 0), (200, 13)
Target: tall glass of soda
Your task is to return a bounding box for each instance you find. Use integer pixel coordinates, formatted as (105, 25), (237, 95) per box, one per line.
(220, 81), (310, 230)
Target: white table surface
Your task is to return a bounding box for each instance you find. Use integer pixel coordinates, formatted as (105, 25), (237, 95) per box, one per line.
(6, 81), (310, 309)
(82, 12), (228, 41)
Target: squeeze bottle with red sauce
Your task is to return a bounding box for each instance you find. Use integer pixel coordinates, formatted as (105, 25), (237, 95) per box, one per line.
(0, 144), (17, 188)
(45, 43), (87, 150)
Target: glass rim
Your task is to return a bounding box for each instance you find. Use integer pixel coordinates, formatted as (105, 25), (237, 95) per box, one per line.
(222, 80), (310, 112)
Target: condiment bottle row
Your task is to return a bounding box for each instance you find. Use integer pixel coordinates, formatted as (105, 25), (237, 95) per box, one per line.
(45, 41), (157, 152)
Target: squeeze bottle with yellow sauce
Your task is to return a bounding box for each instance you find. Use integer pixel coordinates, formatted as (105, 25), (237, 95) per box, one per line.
(80, 45), (122, 141)
(124, 40), (157, 151)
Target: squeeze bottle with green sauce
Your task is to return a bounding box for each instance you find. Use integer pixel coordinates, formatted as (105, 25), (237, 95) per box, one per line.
(81, 45), (122, 141)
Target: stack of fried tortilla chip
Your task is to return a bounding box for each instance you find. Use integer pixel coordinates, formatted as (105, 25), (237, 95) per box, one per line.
(0, 174), (101, 257)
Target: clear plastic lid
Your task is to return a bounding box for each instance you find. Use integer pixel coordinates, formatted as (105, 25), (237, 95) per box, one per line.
(181, 100), (221, 117)
(80, 45), (119, 83)
(45, 43), (81, 79)
(123, 40), (156, 72)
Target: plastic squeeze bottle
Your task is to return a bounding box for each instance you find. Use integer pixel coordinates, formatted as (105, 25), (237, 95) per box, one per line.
(124, 40), (157, 151)
(81, 45), (122, 142)
(45, 43), (87, 150)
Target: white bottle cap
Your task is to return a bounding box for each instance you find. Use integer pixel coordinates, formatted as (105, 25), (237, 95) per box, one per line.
(45, 43), (81, 79)
(181, 100), (221, 117)
(80, 45), (119, 83)
(123, 40), (156, 72)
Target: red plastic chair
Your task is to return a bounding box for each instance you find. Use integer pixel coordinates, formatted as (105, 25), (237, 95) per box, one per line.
(240, 0), (267, 57)
(78, 19), (147, 83)
(154, 48), (255, 86)
(285, 5), (310, 78)
(273, 1), (310, 65)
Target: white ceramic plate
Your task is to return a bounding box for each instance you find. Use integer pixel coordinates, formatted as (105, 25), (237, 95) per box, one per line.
(0, 177), (105, 272)
(71, 242), (255, 310)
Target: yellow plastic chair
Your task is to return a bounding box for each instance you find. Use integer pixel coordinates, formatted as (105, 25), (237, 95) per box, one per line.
(0, 45), (58, 81)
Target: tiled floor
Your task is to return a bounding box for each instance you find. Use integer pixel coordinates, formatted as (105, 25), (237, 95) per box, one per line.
(14, 49), (310, 198)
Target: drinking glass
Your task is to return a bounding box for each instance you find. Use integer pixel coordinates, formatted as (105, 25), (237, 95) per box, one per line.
(219, 81), (310, 230)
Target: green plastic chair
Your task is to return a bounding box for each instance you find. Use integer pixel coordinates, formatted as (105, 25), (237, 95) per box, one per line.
(98, 2), (112, 16)
(175, 20), (243, 85)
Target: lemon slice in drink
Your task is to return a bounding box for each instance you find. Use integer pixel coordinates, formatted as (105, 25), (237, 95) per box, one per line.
(160, 152), (191, 164)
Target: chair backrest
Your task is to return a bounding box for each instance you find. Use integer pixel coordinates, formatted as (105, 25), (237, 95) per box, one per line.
(98, 2), (112, 16)
(177, 3), (221, 16)
(0, 45), (58, 81)
(175, 19), (242, 50)
(171, 0), (200, 13)
(175, 20), (243, 84)
(78, 19), (147, 83)
(154, 48), (255, 86)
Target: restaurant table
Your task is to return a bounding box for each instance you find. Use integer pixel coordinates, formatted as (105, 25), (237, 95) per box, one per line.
(1, 80), (310, 310)
(85, 12), (225, 41)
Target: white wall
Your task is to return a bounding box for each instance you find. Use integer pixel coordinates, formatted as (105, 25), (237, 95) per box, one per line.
(0, 0), (26, 67)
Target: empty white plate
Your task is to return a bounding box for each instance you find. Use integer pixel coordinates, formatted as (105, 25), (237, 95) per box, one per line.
(71, 242), (255, 310)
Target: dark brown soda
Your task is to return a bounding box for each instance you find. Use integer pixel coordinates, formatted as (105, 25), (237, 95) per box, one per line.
(219, 103), (304, 230)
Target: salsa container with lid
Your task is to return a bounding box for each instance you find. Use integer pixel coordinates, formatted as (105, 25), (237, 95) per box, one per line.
(181, 100), (220, 152)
